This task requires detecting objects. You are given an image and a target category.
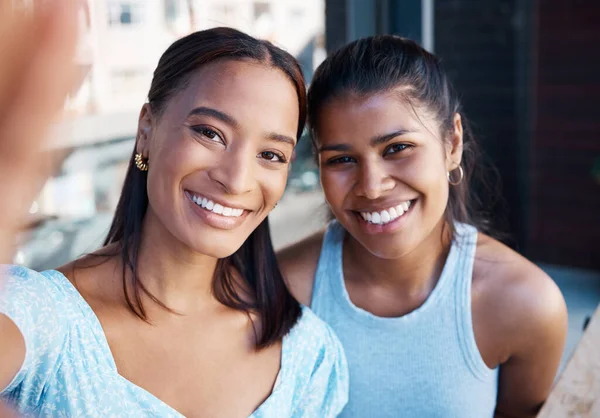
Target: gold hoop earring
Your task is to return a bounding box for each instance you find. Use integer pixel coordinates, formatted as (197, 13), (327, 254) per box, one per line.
(447, 165), (464, 186)
(135, 153), (149, 171)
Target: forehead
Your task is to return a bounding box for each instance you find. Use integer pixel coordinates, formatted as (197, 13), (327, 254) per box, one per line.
(164, 59), (300, 128)
(316, 91), (438, 142)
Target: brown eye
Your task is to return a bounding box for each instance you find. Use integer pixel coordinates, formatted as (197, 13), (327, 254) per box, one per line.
(201, 129), (217, 139)
(384, 143), (410, 156)
(327, 155), (355, 165)
(191, 126), (222, 142)
(259, 151), (286, 163)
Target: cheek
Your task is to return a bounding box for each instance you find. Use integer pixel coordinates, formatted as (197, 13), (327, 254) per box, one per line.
(257, 168), (288, 205)
(147, 135), (207, 202)
(403, 151), (448, 195)
(405, 153), (450, 218)
(320, 170), (347, 206)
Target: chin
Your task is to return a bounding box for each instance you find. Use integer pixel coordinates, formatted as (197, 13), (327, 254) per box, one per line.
(175, 227), (246, 259)
(364, 242), (408, 260)
(193, 239), (246, 259)
(351, 231), (414, 260)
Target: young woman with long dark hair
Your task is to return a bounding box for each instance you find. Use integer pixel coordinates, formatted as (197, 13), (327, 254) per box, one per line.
(0, 27), (348, 417)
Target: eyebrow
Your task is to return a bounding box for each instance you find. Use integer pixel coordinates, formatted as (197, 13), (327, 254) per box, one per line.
(267, 133), (296, 147)
(188, 106), (238, 128)
(188, 106), (295, 146)
(370, 129), (414, 146)
(318, 129), (414, 153)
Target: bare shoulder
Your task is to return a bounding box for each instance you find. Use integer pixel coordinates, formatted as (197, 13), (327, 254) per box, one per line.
(473, 233), (568, 358)
(277, 230), (325, 306)
(474, 234), (566, 314)
(55, 245), (122, 301)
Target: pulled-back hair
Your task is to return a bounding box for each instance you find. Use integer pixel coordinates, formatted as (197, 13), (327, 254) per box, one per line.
(308, 35), (502, 236)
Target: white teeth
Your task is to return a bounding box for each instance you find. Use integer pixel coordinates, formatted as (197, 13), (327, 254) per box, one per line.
(395, 204), (405, 217)
(371, 212), (381, 224)
(188, 192), (244, 217)
(360, 200), (412, 225)
(381, 210), (391, 223)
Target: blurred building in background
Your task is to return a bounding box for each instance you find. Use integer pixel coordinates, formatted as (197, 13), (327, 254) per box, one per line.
(68, 0), (324, 115)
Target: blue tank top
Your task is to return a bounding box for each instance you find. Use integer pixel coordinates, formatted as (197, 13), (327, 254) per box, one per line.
(311, 221), (499, 417)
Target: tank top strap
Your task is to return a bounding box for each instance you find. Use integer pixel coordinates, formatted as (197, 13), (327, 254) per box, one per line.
(311, 220), (345, 313)
(453, 222), (496, 381)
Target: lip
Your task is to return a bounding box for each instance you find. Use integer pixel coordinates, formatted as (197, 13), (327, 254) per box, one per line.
(351, 199), (416, 235)
(184, 190), (250, 230)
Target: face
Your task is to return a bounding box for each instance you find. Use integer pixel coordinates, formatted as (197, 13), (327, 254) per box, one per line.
(317, 91), (462, 259)
(137, 60), (299, 258)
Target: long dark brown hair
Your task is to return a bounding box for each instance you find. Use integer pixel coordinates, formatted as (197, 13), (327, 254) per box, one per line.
(103, 27), (306, 348)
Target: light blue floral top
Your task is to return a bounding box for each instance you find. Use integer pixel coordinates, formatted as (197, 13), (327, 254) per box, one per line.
(0, 265), (348, 417)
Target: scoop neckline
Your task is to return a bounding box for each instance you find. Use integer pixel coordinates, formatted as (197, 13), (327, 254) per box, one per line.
(42, 269), (290, 417)
(327, 221), (460, 329)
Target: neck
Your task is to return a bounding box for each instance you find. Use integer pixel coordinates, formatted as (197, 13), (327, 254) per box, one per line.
(345, 219), (452, 299)
(133, 208), (220, 313)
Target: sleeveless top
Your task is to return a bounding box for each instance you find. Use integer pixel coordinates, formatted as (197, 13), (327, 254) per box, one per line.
(0, 265), (348, 417)
(311, 221), (499, 417)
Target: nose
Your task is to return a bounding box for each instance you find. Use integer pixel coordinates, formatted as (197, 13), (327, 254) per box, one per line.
(354, 160), (395, 200)
(208, 142), (256, 195)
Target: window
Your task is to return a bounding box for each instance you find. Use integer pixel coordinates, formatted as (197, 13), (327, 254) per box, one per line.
(164, 0), (181, 24)
(108, 1), (143, 26)
(253, 1), (271, 20)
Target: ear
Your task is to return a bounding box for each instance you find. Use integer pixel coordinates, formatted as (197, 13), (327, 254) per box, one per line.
(446, 112), (464, 171)
(135, 104), (154, 157)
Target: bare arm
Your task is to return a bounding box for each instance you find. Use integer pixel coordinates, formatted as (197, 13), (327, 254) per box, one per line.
(276, 231), (325, 306)
(0, 0), (77, 410)
(0, 315), (26, 391)
(0, 0), (77, 264)
(493, 270), (568, 418)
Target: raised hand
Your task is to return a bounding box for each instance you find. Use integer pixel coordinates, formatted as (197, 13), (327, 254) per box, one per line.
(0, 0), (78, 264)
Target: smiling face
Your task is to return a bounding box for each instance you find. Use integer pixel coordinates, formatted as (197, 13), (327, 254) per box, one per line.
(136, 59), (300, 258)
(316, 91), (463, 259)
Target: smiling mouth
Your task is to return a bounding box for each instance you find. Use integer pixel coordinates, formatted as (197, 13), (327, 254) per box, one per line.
(356, 199), (415, 225)
(185, 190), (246, 218)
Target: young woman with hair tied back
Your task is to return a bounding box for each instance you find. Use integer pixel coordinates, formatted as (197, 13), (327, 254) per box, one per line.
(0, 27), (348, 417)
(279, 35), (567, 418)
